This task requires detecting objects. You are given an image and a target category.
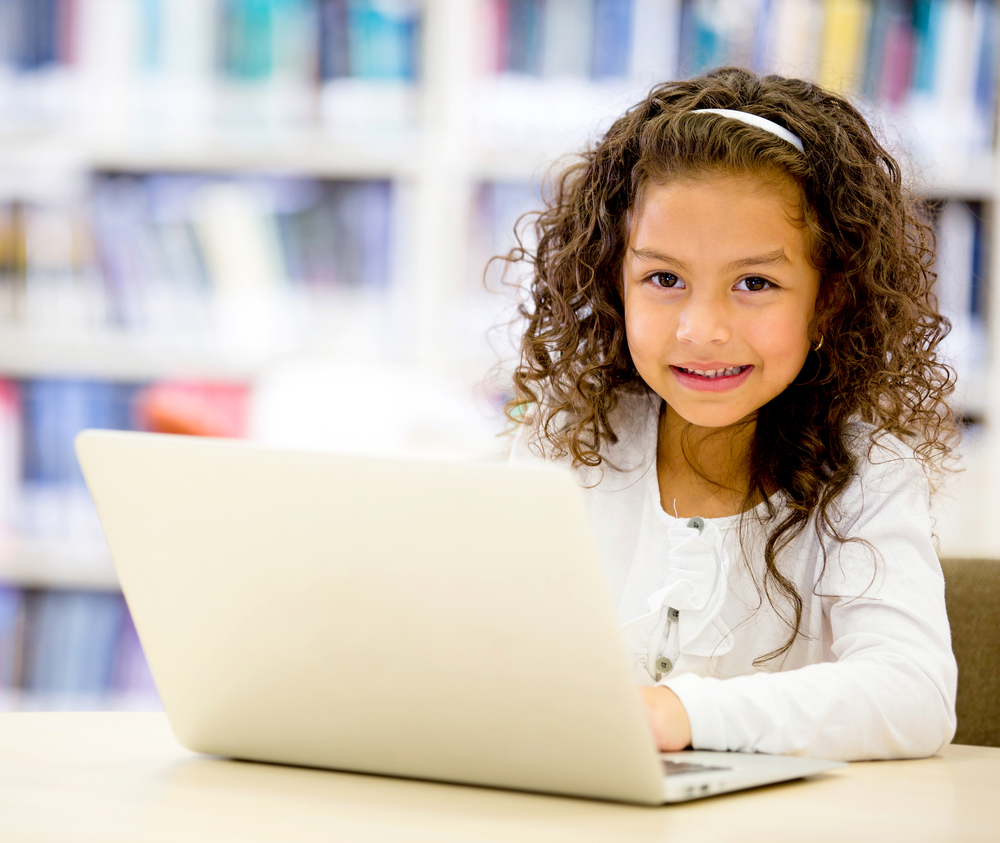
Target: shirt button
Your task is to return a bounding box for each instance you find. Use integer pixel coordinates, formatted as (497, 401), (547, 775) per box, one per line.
(686, 516), (705, 532)
(656, 657), (674, 674)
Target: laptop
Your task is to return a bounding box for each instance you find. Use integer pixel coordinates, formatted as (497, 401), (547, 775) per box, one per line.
(75, 429), (843, 805)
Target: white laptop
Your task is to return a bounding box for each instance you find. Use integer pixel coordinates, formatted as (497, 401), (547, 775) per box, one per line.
(75, 429), (843, 805)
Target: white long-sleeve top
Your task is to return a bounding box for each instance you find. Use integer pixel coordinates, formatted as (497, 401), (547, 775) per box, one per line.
(510, 393), (957, 761)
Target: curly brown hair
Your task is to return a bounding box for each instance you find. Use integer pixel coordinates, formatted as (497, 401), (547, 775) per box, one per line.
(504, 67), (957, 663)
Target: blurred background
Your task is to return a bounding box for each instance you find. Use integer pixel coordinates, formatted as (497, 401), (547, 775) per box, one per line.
(0, 0), (996, 711)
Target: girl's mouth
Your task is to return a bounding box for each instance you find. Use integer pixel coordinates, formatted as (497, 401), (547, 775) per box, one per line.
(670, 365), (753, 392)
(675, 365), (750, 379)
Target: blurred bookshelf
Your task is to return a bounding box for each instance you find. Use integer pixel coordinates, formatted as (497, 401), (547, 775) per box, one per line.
(0, 0), (998, 708)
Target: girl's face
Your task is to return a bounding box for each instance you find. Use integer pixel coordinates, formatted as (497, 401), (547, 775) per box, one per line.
(622, 172), (820, 430)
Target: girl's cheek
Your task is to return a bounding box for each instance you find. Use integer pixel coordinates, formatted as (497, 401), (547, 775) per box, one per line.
(625, 297), (665, 339)
(624, 314), (659, 359)
(752, 310), (811, 350)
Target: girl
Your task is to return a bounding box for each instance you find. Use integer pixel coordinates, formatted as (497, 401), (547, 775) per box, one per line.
(505, 67), (958, 761)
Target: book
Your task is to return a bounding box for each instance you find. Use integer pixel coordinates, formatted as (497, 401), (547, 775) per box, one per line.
(475, 180), (541, 294)
(18, 379), (140, 540)
(0, 586), (24, 690)
(320, 0), (352, 79)
(136, 380), (250, 438)
(630, 0), (680, 84)
(346, 0), (420, 79)
(912, 0), (945, 95)
(2, 0), (422, 135)
(767, 0), (824, 81)
(935, 200), (987, 391)
(868, 0), (914, 106)
(0, 380), (20, 535)
(541, 0), (594, 79)
(21, 589), (126, 703)
(818, 0), (871, 93)
(111, 607), (159, 703)
(591, 0), (633, 80)
(503, 0), (544, 76)
(0, 584), (161, 709)
(85, 173), (398, 343)
(678, 0), (730, 78)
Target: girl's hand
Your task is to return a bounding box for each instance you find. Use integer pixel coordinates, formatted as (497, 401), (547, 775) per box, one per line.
(639, 686), (693, 751)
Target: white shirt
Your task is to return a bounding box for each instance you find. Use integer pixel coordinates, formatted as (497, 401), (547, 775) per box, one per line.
(511, 392), (957, 761)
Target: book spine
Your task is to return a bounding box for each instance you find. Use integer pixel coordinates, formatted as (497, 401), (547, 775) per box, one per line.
(591, 0), (633, 79)
(0, 586), (24, 691)
(219, 0), (274, 81)
(0, 586), (160, 709)
(320, 0), (352, 80)
(1, 0), (425, 135)
(0, 379), (21, 535)
(502, 0), (543, 75)
(6, 173), (394, 339)
(934, 199), (987, 393)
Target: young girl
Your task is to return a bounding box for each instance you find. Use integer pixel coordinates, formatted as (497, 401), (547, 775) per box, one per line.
(505, 67), (958, 761)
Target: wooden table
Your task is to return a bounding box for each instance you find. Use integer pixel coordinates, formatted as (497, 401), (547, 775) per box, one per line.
(0, 713), (997, 842)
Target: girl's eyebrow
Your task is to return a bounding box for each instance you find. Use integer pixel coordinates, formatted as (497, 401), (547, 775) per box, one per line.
(629, 246), (791, 271)
(726, 249), (791, 270)
(629, 247), (691, 269)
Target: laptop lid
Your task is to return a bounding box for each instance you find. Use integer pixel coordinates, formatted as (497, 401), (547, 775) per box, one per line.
(75, 430), (670, 804)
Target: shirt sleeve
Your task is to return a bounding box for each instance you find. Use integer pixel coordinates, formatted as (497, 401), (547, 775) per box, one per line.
(662, 445), (958, 761)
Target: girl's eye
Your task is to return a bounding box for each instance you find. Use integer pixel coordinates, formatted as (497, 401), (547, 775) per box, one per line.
(649, 272), (684, 289)
(736, 276), (773, 292)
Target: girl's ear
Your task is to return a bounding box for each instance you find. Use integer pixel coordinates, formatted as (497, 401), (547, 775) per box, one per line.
(809, 276), (835, 343)
(808, 314), (825, 347)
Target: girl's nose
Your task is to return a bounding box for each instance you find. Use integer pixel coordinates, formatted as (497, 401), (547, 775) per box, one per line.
(676, 294), (731, 345)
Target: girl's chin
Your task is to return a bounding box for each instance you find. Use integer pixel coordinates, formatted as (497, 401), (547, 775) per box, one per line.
(659, 400), (759, 431)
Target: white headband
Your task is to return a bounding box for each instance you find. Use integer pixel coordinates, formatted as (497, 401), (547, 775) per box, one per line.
(691, 108), (804, 153)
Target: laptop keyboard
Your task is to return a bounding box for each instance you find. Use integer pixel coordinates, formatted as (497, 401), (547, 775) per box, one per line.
(661, 759), (731, 775)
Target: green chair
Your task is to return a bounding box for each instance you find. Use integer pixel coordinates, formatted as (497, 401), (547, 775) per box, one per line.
(940, 558), (1000, 748)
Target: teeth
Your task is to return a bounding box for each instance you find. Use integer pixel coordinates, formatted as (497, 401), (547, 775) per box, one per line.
(680, 366), (746, 378)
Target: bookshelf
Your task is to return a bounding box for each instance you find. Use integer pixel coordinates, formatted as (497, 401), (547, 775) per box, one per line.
(0, 0), (997, 707)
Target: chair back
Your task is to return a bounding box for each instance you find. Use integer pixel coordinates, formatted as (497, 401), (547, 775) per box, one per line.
(940, 558), (1000, 747)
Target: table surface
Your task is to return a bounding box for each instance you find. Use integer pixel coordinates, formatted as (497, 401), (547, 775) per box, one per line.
(0, 713), (998, 843)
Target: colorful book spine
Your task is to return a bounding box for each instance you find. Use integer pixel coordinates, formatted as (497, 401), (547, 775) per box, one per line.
(503, 0), (543, 76)
(0, 174), (396, 336)
(478, 0), (996, 152)
(0, 585), (23, 691)
(0, 0), (423, 129)
(973, 0), (999, 114)
(0, 587), (160, 709)
(818, 0), (872, 93)
(912, 0), (946, 94)
(320, 0), (352, 79)
(0, 380), (20, 536)
(591, 0), (633, 79)
(219, 0), (277, 81)
(630, 0), (679, 83)
(934, 199), (988, 395)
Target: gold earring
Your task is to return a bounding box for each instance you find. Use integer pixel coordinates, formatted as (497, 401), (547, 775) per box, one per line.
(813, 335), (824, 352)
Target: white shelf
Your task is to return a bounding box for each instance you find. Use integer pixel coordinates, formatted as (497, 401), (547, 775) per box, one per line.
(83, 133), (421, 180)
(913, 155), (996, 201)
(0, 133), (419, 191)
(0, 689), (162, 712)
(0, 328), (261, 383)
(0, 287), (409, 382)
(0, 535), (118, 591)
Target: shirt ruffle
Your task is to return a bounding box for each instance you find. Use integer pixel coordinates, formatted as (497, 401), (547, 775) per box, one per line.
(621, 520), (735, 683)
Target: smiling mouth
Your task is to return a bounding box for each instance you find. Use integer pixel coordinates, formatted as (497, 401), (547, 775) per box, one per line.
(674, 365), (751, 379)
